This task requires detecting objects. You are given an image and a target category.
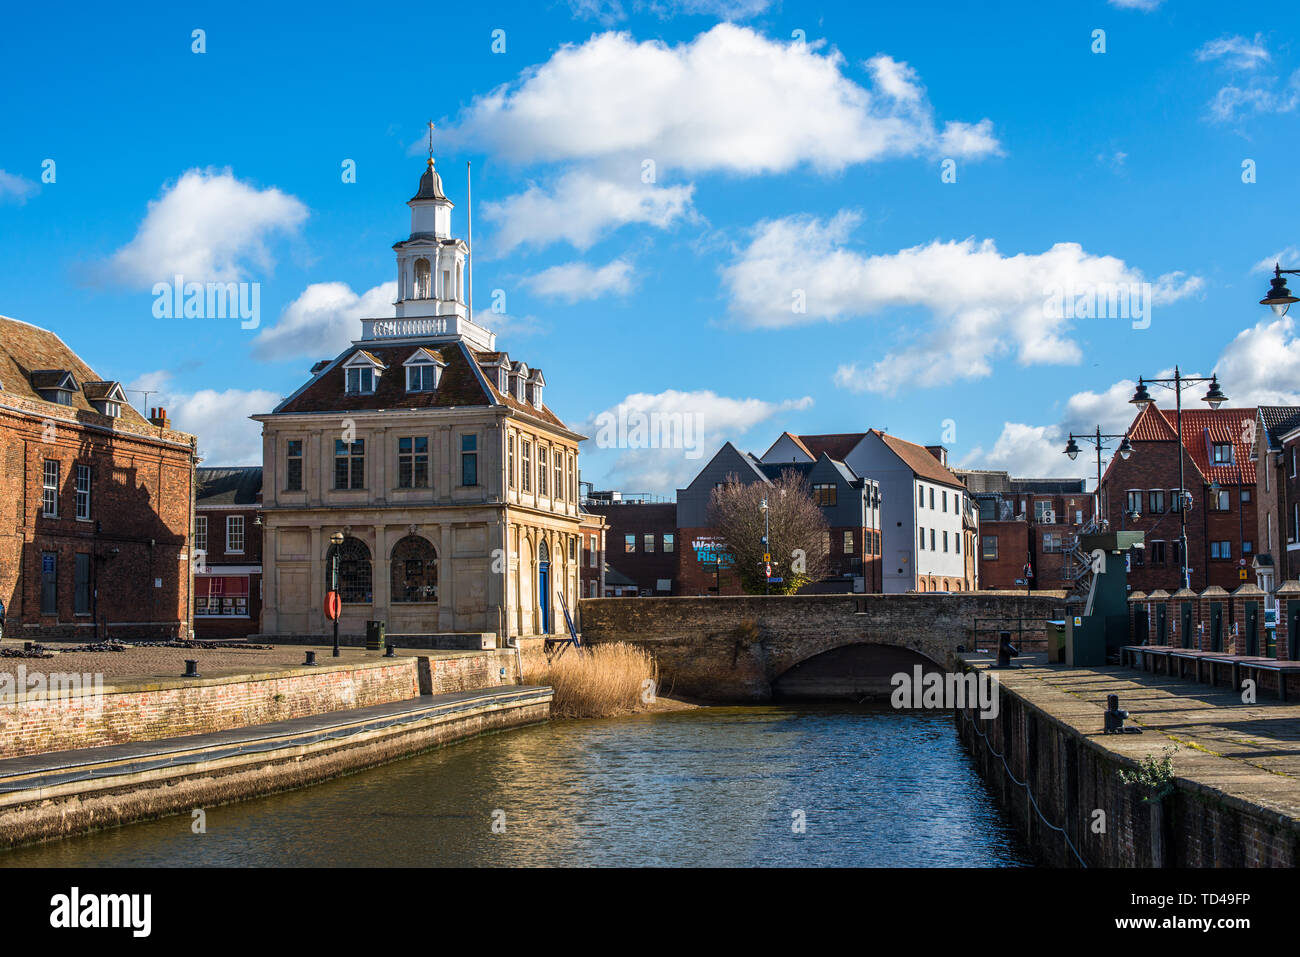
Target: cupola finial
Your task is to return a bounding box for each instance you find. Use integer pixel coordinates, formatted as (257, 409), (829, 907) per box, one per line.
(427, 120), (435, 168)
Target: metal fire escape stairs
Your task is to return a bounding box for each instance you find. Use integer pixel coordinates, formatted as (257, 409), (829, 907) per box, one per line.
(1063, 517), (1109, 615)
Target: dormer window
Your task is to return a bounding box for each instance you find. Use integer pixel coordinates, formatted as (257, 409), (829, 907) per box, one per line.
(526, 369), (546, 410)
(1211, 442), (1233, 465)
(32, 369), (78, 406)
(510, 362), (529, 402)
(84, 381), (126, 418)
(346, 367), (375, 394)
(403, 348), (445, 393)
(343, 352), (384, 394)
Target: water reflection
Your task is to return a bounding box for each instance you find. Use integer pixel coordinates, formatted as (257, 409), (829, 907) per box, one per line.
(2, 705), (1028, 867)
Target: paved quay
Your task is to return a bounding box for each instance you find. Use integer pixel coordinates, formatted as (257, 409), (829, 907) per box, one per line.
(0, 640), (472, 684)
(968, 652), (1300, 781)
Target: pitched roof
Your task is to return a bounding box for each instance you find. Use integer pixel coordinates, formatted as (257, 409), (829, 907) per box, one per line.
(273, 338), (576, 434)
(0, 315), (150, 426)
(872, 429), (966, 489)
(794, 432), (867, 462)
(196, 467), (263, 506)
(1124, 406), (1257, 485)
(1259, 406), (1300, 448)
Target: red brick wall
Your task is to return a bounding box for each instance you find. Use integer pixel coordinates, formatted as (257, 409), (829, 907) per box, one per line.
(0, 403), (196, 642)
(0, 659), (418, 759)
(977, 521), (1030, 590)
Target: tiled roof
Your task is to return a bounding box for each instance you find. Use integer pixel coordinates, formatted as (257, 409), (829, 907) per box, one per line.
(872, 429), (966, 489)
(197, 467), (263, 506)
(1259, 406), (1300, 448)
(1125, 406), (1257, 485)
(794, 432), (867, 462)
(0, 315), (151, 426)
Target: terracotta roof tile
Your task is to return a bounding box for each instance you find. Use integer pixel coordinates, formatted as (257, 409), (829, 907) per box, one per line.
(872, 429), (966, 488)
(793, 432), (867, 462)
(1124, 406), (1257, 486)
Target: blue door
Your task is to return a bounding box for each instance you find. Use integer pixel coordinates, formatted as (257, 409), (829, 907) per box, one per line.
(538, 562), (550, 634)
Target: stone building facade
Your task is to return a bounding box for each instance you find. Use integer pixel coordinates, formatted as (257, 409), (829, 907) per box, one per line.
(254, 158), (585, 642)
(0, 317), (197, 641)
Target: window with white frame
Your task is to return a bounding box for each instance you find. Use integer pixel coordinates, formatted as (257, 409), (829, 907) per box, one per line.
(227, 515), (245, 553)
(75, 465), (91, 520)
(195, 515), (208, 554)
(42, 460), (59, 517)
(345, 367), (375, 394)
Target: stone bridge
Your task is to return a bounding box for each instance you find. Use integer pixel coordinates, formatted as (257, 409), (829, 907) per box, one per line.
(577, 592), (1067, 702)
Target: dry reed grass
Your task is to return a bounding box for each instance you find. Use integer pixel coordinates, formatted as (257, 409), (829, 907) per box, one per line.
(523, 641), (659, 718)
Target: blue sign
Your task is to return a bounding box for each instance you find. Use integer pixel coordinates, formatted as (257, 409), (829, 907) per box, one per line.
(42, 554), (55, 573)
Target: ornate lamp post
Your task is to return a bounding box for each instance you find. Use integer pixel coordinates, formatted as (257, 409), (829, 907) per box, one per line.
(330, 530), (345, 657)
(1260, 263), (1300, 317)
(1129, 369), (1228, 590)
(1063, 427), (1133, 526)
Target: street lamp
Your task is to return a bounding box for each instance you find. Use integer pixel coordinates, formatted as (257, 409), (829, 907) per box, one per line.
(1129, 367), (1229, 590)
(1062, 426), (1131, 526)
(330, 530), (345, 657)
(1260, 264), (1300, 317)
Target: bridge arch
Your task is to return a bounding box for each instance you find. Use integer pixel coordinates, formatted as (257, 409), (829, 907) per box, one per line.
(772, 642), (944, 701)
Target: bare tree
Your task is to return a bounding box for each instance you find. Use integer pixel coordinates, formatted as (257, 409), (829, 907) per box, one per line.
(708, 469), (830, 594)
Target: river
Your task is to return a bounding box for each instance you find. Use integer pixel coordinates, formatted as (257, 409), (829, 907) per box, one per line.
(1, 705), (1029, 867)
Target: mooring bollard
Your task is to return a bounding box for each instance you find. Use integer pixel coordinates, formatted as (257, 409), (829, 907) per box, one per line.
(1103, 693), (1142, 734)
(996, 630), (1019, 668)
(183, 659), (200, 678)
(304, 650), (317, 666)
(384, 643), (396, 658)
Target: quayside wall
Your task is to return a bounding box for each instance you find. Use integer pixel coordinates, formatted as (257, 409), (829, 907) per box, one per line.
(957, 659), (1300, 867)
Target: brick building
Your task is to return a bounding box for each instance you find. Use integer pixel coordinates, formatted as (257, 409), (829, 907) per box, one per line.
(194, 467), (263, 638)
(0, 316), (197, 641)
(1253, 406), (1300, 598)
(577, 507), (606, 599)
(955, 470), (1089, 591)
(584, 495), (677, 595)
(1100, 404), (1257, 593)
(676, 442), (882, 595)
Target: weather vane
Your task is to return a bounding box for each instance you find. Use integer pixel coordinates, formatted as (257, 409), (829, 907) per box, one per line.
(427, 120), (435, 166)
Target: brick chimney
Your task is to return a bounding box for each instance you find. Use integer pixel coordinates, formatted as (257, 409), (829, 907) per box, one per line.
(149, 407), (171, 429)
(925, 444), (948, 467)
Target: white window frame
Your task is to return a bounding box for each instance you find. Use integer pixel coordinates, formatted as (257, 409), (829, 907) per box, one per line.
(226, 515), (245, 554)
(42, 460), (59, 517)
(75, 464), (92, 520)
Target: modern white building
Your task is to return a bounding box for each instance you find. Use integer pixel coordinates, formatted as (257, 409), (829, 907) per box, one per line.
(760, 431), (975, 593)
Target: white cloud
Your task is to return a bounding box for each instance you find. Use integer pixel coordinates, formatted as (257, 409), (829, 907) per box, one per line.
(720, 210), (1203, 394)
(450, 25), (1001, 174)
(482, 170), (694, 254)
(1253, 248), (1300, 273)
(1196, 33), (1270, 71)
(963, 316), (1300, 479)
(109, 168), (308, 286)
(128, 371), (278, 466)
(252, 281), (396, 361)
(1108, 0), (1162, 9)
(0, 169), (38, 204)
(576, 388), (813, 492)
(522, 258), (635, 302)
(568, 0), (773, 23)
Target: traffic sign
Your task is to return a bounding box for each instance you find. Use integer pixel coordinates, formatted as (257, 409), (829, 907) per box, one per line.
(1239, 569), (1248, 581)
(324, 590), (342, 621)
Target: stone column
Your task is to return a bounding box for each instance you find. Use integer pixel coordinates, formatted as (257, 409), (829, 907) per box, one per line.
(438, 523), (453, 632)
(310, 525), (323, 637)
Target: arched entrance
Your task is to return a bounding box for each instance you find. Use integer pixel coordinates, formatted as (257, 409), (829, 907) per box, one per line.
(538, 540), (551, 635)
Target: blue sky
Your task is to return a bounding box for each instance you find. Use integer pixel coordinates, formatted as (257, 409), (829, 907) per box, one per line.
(2, 0), (1297, 495)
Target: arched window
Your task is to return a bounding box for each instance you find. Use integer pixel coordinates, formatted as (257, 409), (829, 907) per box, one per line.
(918, 579), (927, 593)
(414, 258), (431, 299)
(326, 537), (372, 603)
(391, 535), (438, 603)
(538, 540), (549, 563)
